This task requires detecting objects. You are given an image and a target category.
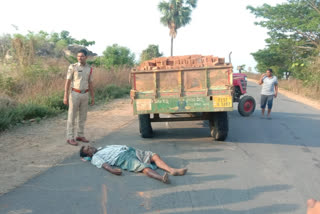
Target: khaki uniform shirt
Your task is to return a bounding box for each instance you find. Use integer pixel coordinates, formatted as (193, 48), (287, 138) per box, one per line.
(66, 62), (93, 90)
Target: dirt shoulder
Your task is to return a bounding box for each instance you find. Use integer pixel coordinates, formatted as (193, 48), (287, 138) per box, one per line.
(0, 98), (136, 195)
(248, 78), (320, 111)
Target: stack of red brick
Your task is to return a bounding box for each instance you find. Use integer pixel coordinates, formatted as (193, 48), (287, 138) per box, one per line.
(136, 55), (226, 71)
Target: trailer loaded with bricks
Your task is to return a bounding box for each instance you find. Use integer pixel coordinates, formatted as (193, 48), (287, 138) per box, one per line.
(130, 55), (234, 141)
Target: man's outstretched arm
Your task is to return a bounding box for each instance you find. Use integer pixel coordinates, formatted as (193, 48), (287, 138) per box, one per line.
(102, 163), (122, 175)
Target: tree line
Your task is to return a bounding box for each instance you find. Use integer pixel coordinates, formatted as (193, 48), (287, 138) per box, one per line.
(0, 30), (165, 69)
(248, 0), (320, 88)
(0, 0), (199, 69)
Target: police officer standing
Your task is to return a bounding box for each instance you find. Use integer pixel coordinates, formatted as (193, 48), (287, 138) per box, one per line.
(63, 49), (94, 146)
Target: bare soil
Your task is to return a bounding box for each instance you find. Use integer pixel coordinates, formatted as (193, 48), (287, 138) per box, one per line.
(0, 98), (135, 195)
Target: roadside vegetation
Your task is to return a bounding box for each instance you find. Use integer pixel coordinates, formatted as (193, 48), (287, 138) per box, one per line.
(246, 0), (320, 100)
(0, 30), (141, 131)
(0, 0), (200, 132)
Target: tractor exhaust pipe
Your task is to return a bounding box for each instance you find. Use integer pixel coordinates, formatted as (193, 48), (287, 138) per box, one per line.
(228, 51), (232, 64)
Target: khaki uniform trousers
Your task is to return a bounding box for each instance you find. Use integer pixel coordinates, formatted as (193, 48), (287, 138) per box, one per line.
(67, 91), (89, 139)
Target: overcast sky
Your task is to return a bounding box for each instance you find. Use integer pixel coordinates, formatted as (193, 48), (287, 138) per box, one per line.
(0, 0), (286, 72)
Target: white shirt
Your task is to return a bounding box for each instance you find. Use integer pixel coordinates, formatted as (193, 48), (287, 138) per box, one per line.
(91, 145), (128, 168)
(261, 76), (278, 95)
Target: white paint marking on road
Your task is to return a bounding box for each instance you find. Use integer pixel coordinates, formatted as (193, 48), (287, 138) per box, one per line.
(7, 209), (32, 214)
(26, 162), (82, 168)
(101, 184), (108, 214)
(141, 205), (236, 214)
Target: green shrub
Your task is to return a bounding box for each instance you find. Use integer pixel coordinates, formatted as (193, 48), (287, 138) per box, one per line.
(94, 85), (130, 103)
(0, 74), (19, 96)
(40, 91), (68, 111)
(101, 44), (135, 69)
(0, 92), (66, 131)
(0, 108), (15, 131)
(87, 57), (102, 67)
(16, 103), (58, 120)
(0, 103), (59, 131)
(140, 44), (163, 63)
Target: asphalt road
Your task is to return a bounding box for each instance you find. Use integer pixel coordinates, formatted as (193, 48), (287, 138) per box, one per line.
(1, 81), (320, 214)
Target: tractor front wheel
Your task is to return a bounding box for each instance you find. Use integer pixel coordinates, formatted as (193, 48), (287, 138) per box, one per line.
(238, 96), (256, 117)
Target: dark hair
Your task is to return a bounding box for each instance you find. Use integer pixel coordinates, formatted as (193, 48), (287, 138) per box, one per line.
(267, 68), (273, 73)
(79, 146), (87, 157)
(77, 49), (88, 56)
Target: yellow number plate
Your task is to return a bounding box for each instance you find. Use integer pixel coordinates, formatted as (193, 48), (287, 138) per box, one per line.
(213, 95), (233, 108)
(136, 99), (152, 111)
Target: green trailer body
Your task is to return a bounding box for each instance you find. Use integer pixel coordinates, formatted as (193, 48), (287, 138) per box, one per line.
(131, 66), (234, 114)
(130, 63), (234, 141)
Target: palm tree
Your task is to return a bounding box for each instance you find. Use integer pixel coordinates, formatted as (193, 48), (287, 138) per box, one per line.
(158, 0), (197, 56)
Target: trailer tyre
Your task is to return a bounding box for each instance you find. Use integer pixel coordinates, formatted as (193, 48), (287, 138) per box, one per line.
(139, 114), (153, 138)
(209, 112), (228, 141)
(238, 96), (256, 117)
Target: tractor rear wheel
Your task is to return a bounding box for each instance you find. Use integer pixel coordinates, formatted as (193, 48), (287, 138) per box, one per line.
(138, 114), (153, 138)
(238, 96), (256, 117)
(209, 112), (228, 141)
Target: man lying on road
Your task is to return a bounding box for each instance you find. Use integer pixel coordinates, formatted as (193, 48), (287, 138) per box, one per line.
(80, 145), (187, 184)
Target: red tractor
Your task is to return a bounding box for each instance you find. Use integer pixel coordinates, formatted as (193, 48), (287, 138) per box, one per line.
(233, 73), (256, 116)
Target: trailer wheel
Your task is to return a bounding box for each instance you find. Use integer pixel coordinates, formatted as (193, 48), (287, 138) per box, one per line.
(138, 114), (153, 138)
(209, 112), (228, 141)
(238, 96), (256, 117)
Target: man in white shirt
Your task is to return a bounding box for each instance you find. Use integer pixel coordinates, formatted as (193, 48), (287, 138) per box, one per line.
(258, 69), (278, 119)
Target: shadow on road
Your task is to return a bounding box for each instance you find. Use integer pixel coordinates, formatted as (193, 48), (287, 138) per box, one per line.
(153, 204), (299, 214)
(134, 184), (295, 214)
(153, 127), (211, 139)
(138, 110), (320, 148)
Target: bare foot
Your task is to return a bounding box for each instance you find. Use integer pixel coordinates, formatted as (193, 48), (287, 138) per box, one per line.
(162, 172), (170, 184)
(171, 168), (188, 176)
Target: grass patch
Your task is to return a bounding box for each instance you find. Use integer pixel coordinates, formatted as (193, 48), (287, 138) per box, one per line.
(0, 85), (130, 131)
(94, 85), (130, 104)
(0, 103), (59, 131)
(36, 91), (68, 111)
(0, 58), (131, 132)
